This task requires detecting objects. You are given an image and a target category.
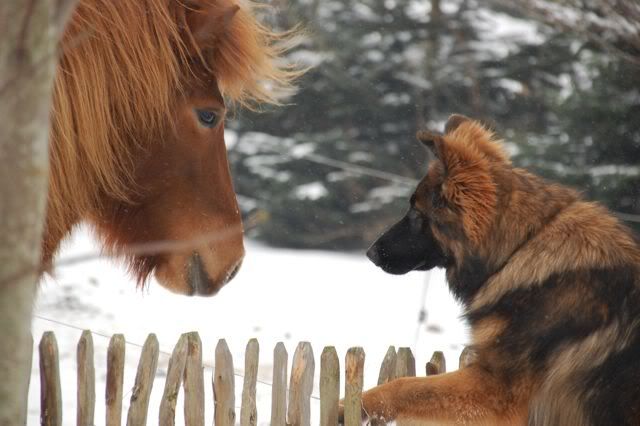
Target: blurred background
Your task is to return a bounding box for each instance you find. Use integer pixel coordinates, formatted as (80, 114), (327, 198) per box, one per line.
(230, 0), (640, 250)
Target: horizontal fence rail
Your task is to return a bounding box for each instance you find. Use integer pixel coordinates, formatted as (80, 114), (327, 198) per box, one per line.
(32, 330), (468, 425)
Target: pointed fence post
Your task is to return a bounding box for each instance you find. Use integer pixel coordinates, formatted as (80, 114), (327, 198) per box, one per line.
(159, 334), (188, 426)
(459, 347), (477, 369)
(39, 332), (62, 426)
(377, 346), (397, 385)
(77, 330), (95, 426)
(344, 348), (365, 426)
(183, 332), (204, 426)
(426, 351), (446, 376)
(241, 339), (259, 426)
(395, 347), (416, 378)
(320, 347), (339, 426)
(270, 343), (288, 426)
(126, 334), (159, 426)
(287, 342), (314, 426)
(213, 339), (235, 426)
(106, 334), (125, 426)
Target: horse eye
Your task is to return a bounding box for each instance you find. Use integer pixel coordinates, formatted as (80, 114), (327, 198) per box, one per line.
(195, 109), (218, 128)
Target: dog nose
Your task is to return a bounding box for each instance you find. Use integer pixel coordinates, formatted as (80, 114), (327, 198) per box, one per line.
(366, 245), (381, 266)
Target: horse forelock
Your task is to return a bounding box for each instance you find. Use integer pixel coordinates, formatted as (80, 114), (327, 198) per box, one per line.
(46, 0), (300, 259)
(203, 0), (304, 107)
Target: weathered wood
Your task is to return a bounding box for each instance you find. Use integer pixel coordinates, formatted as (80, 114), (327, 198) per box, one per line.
(240, 339), (259, 426)
(39, 332), (62, 426)
(183, 332), (204, 426)
(377, 346), (397, 385)
(270, 342), (288, 426)
(395, 347), (416, 378)
(106, 334), (126, 426)
(213, 339), (236, 426)
(344, 347), (365, 426)
(0, 1), (77, 422)
(287, 342), (315, 426)
(159, 334), (188, 426)
(319, 346), (339, 426)
(20, 332), (34, 425)
(77, 330), (96, 426)
(426, 351), (446, 376)
(459, 347), (477, 369)
(126, 334), (159, 426)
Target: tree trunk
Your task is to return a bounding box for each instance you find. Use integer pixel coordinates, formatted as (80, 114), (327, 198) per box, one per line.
(0, 1), (76, 424)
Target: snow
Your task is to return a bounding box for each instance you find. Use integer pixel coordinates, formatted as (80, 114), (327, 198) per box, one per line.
(294, 182), (329, 200)
(474, 9), (545, 59)
(28, 227), (468, 425)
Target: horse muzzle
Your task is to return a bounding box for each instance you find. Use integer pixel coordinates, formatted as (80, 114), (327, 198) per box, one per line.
(187, 252), (243, 296)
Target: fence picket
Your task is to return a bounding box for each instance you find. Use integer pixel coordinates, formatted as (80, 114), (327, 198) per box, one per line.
(31, 330), (462, 425)
(270, 342), (288, 426)
(159, 334), (188, 426)
(395, 348), (416, 378)
(344, 348), (365, 426)
(126, 334), (159, 426)
(39, 332), (62, 426)
(459, 347), (477, 369)
(241, 339), (259, 426)
(214, 339), (236, 426)
(320, 347), (339, 426)
(287, 342), (314, 426)
(106, 334), (125, 426)
(377, 346), (397, 385)
(183, 332), (204, 426)
(77, 330), (95, 426)
(426, 351), (446, 376)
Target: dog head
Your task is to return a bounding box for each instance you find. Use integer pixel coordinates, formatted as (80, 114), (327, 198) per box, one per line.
(367, 114), (509, 276)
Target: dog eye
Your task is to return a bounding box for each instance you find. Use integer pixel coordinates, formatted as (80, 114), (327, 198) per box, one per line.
(195, 109), (219, 128)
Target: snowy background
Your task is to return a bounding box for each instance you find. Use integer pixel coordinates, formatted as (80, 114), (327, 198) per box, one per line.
(28, 227), (468, 425)
(24, 0), (640, 423)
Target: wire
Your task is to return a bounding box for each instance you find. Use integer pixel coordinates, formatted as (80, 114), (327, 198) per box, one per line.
(32, 314), (322, 401)
(413, 271), (431, 355)
(257, 146), (640, 223)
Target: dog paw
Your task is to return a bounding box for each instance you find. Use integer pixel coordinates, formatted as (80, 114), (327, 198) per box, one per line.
(338, 403), (393, 425)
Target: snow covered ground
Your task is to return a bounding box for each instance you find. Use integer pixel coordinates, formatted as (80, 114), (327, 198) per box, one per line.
(28, 227), (468, 425)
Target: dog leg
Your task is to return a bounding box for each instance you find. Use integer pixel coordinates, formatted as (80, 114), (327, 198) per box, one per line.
(340, 365), (529, 425)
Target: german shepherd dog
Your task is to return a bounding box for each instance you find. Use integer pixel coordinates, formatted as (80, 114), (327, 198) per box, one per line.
(359, 115), (640, 425)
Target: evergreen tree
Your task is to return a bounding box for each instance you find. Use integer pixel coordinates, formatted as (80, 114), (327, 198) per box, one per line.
(229, 0), (639, 249)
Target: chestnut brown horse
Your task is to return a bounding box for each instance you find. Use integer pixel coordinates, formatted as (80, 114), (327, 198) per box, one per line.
(45, 0), (298, 295)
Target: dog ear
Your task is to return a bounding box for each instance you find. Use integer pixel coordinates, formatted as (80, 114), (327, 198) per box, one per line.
(417, 130), (445, 161)
(444, 114), (471, 134)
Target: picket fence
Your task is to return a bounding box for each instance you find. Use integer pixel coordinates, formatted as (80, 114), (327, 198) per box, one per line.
(35, 330), (475, 425)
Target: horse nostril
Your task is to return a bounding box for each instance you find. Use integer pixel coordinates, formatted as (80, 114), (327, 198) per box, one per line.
(187, 253), (217, 296)
(226, 260), (242, 284)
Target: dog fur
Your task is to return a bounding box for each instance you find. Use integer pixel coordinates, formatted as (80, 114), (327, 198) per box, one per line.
(361, 114), (640, 425)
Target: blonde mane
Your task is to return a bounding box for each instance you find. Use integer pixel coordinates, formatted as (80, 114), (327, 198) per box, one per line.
(45, 0), (299, 258)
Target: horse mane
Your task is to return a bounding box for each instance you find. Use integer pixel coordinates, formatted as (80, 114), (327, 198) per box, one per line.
(46, 0), (300, 256)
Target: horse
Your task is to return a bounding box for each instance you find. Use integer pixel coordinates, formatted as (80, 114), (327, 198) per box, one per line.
(45, 0), (299, 295)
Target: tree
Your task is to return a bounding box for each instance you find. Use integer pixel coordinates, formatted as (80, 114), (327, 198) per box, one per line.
(0, 2), (76, 423)
(494, 0), (640, 66)
(493, 0), (640, 232)
(230, 0), (571, 249)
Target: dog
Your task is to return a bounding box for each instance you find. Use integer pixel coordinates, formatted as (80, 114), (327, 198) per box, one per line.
(357, 114), (640, 425)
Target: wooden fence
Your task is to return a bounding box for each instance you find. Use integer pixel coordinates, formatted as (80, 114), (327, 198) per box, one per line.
(34, 330), (473, 425)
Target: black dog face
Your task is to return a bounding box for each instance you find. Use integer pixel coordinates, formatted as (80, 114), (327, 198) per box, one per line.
(367, 206), (447, 275)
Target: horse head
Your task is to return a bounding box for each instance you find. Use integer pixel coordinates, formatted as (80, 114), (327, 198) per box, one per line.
(47, 0), (300, 296)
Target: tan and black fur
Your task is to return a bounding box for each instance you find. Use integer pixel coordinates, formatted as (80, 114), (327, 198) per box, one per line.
(359, 115), (640, 425)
